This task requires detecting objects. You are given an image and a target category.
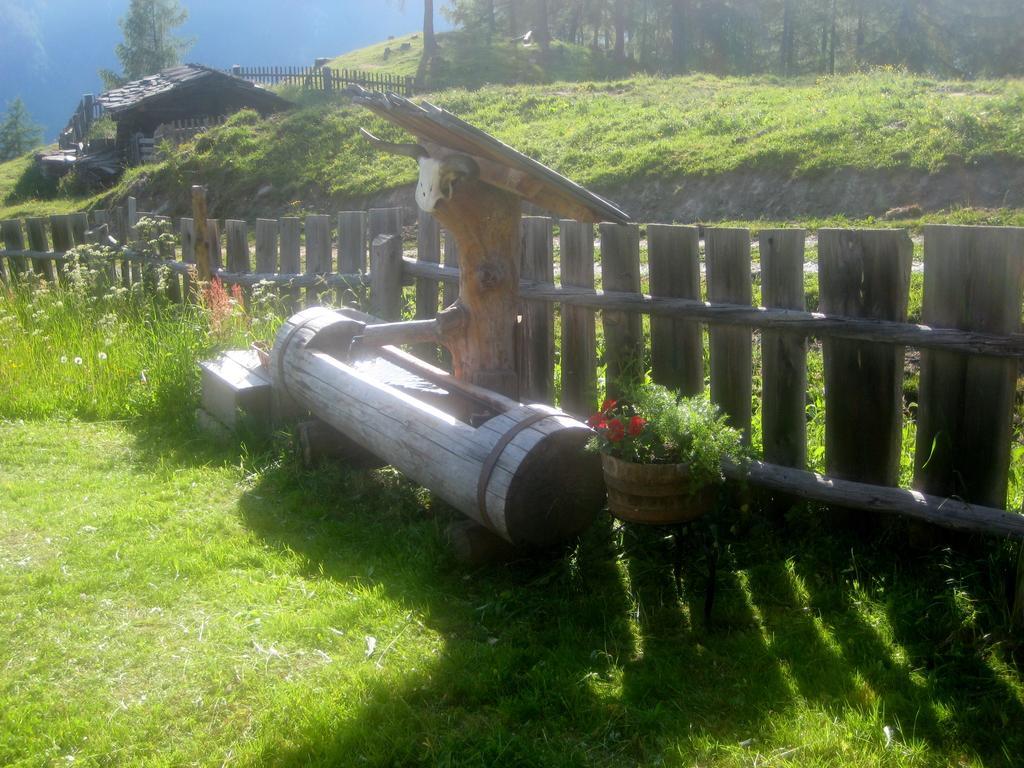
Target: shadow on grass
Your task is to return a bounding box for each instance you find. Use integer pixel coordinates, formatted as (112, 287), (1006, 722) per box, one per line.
(126, 423), (1024, 765)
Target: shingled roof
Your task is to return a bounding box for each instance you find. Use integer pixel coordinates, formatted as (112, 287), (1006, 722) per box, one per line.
(97, 64), (290, 114)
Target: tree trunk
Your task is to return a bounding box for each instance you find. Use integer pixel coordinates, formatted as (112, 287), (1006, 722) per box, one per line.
(614, 0), (626, 59)
(423, 0), (437, 55)
(536, 0), (550, 50)
(780, 0), (794, 75)
(671, 0), (689, 72)
(431, 180), (523, 398)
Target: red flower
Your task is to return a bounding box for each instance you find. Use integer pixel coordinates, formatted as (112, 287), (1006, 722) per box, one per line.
(627, 416), (647, 436)
(607, 418), (625, 442)
(586, 413), (607, 429)
(601, 398), (617, 414)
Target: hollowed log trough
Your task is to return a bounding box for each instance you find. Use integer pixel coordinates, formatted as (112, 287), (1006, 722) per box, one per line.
(272, 306), (604, 548)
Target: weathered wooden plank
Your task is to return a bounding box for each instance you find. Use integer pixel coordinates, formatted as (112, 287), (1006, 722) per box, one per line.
(207, 219), (222, 270)
(819, 228), (912, 486)
(337, 210), (367, 306)
(723, 459), (1024, 541)
(255, 218), (278, 274)
(402, 258), (1024, 358)
(1, 219), (27, 277)
(25, 218), (53, 280)
(415, 208), (441, 361)
(706, 227), (753, 442)
(50, 214), (74, 283)
(154, 215), (180, 302)
(559, 220), (597, 417)
(369, 207), (402, 255)
(442, 229), (460, 308)
(370, 234), (404, 320)
(760, 229), (807, 469)
(915, 225), (1024, 509)
(179, 218), (195, 298)
(69, 213), (89, 246)
(225, 219), (250, 275)
(276, 217), (299, 309)
(518, 216), (555, 404)
(600, 223), (643, 399)
(279, 217), (301, 309)
(648, 224), (703, 396)
(305, 214), (332, 305)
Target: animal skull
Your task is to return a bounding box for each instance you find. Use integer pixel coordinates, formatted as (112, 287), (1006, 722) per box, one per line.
(414, 156), (479, 213)
(358, 128), (478, 214)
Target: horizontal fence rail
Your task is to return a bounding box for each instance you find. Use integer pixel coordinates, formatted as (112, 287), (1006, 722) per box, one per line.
(2, 202), (1022, 540)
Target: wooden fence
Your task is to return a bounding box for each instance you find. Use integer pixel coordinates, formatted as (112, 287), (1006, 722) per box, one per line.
(58, 94), (106, 150)
(230, 65), (415, 96)
(2, 204), (1023, 540)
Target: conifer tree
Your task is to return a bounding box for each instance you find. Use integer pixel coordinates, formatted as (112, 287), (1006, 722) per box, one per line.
(0, 98), (43, 162)
(100, 0), (193, 89)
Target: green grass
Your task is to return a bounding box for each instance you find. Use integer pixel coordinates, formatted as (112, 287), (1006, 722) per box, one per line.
(2, 416), (1023, 766)
(5, 70), (1024, 222)
(0, 151), (107, 221)
(2, 241), (1024, 765)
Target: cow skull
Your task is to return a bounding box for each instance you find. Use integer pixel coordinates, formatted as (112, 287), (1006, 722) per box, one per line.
(360, 128), (479, 213)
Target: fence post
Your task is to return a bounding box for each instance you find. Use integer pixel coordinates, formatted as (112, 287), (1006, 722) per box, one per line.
(648, 224), (703, 396)
(559, 220), (596, 417)
(760, 229), (807, 469)
(338, 210), (368, 306)
(518, 216), (555, 404)
(914, 225), (1024, 509)
(600, 222), (643, 400)
(191, 186), (211, 285)
(1, 219), (27, 278)
(818, 228), (912, 487)
(305, 214), (332, 305)
(415, 208), (441, 360)
(279, 217), (301, 310)
(371, 233), (403, 320)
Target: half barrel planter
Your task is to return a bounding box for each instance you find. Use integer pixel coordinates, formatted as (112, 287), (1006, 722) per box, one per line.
(601, 453), (718, 525)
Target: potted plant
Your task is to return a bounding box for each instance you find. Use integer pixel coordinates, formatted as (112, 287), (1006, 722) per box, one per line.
(587, 384), (746, 525)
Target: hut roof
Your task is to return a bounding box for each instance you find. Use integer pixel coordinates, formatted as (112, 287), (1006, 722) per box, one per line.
(351, 87), (630, 224)
(97, 64), (290, 115)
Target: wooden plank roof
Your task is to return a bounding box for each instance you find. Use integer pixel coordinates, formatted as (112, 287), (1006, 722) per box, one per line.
(97, 64), (290, 114)
(351, 87), (630, 224)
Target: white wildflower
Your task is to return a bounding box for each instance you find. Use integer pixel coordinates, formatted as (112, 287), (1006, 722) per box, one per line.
(60, 355), (68, 364)
(97, 352), (107, 361)
(73, 357), (83, 365)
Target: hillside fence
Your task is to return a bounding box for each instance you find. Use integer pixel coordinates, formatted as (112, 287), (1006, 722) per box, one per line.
(230, 65), (415, 96)
(2, 200), (1023, 544)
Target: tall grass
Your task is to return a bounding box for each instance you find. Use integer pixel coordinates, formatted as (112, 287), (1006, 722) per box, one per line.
(0, 238), (283, 427)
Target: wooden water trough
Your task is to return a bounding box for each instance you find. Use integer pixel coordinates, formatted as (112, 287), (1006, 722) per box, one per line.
(262, 90), (632, 550)
(271, 306), (604, 547)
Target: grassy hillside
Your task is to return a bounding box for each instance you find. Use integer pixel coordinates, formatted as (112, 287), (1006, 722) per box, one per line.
(4, 70), (1024, 221)
(329, 29), (633, 90)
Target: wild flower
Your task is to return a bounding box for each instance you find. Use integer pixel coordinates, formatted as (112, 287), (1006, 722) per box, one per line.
(202, 278), (232, 333)
(60, 355), (68, 364)
(97, 352), (108, 361)
(73, 357), (83, 365)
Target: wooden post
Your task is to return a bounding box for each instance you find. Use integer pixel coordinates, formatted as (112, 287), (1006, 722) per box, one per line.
(442, 229), (460, 309)
(156, 215), (180, 301)
(255, 218), (279, 296)
(369, 207), (402, 255)
(69, 213), (89, 246)
(706, 227), (753, 442)
(648, 224), (703, 396)
(25, 218), (53, 281)
(279, 217), (301, 310)
(112, 207), (131, 286)
(225, 220), (250, 286)
(760, 229), (807, 469)
(914, 225), (1024, 509)
(191, 186), (211, 284)
(180, 218), (195, 298)
(305, 214), (332, 305)
(427, 183), (523, 398)
(1, 220), (26, 278)
(50, 214), (74, 282)
(415, 208), (441, 360)
(518, 216), (555, 403)
(600, 222), (643, 399)
(819, 228), (912, 486)
(559, 220), (597, 417)
(338, 210), (368, 306)
(370, 234), (403, 320)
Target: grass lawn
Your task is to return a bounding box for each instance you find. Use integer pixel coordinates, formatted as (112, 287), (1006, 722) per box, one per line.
(1, 233), (1023, 766)
(2, 419), (1023, 766)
